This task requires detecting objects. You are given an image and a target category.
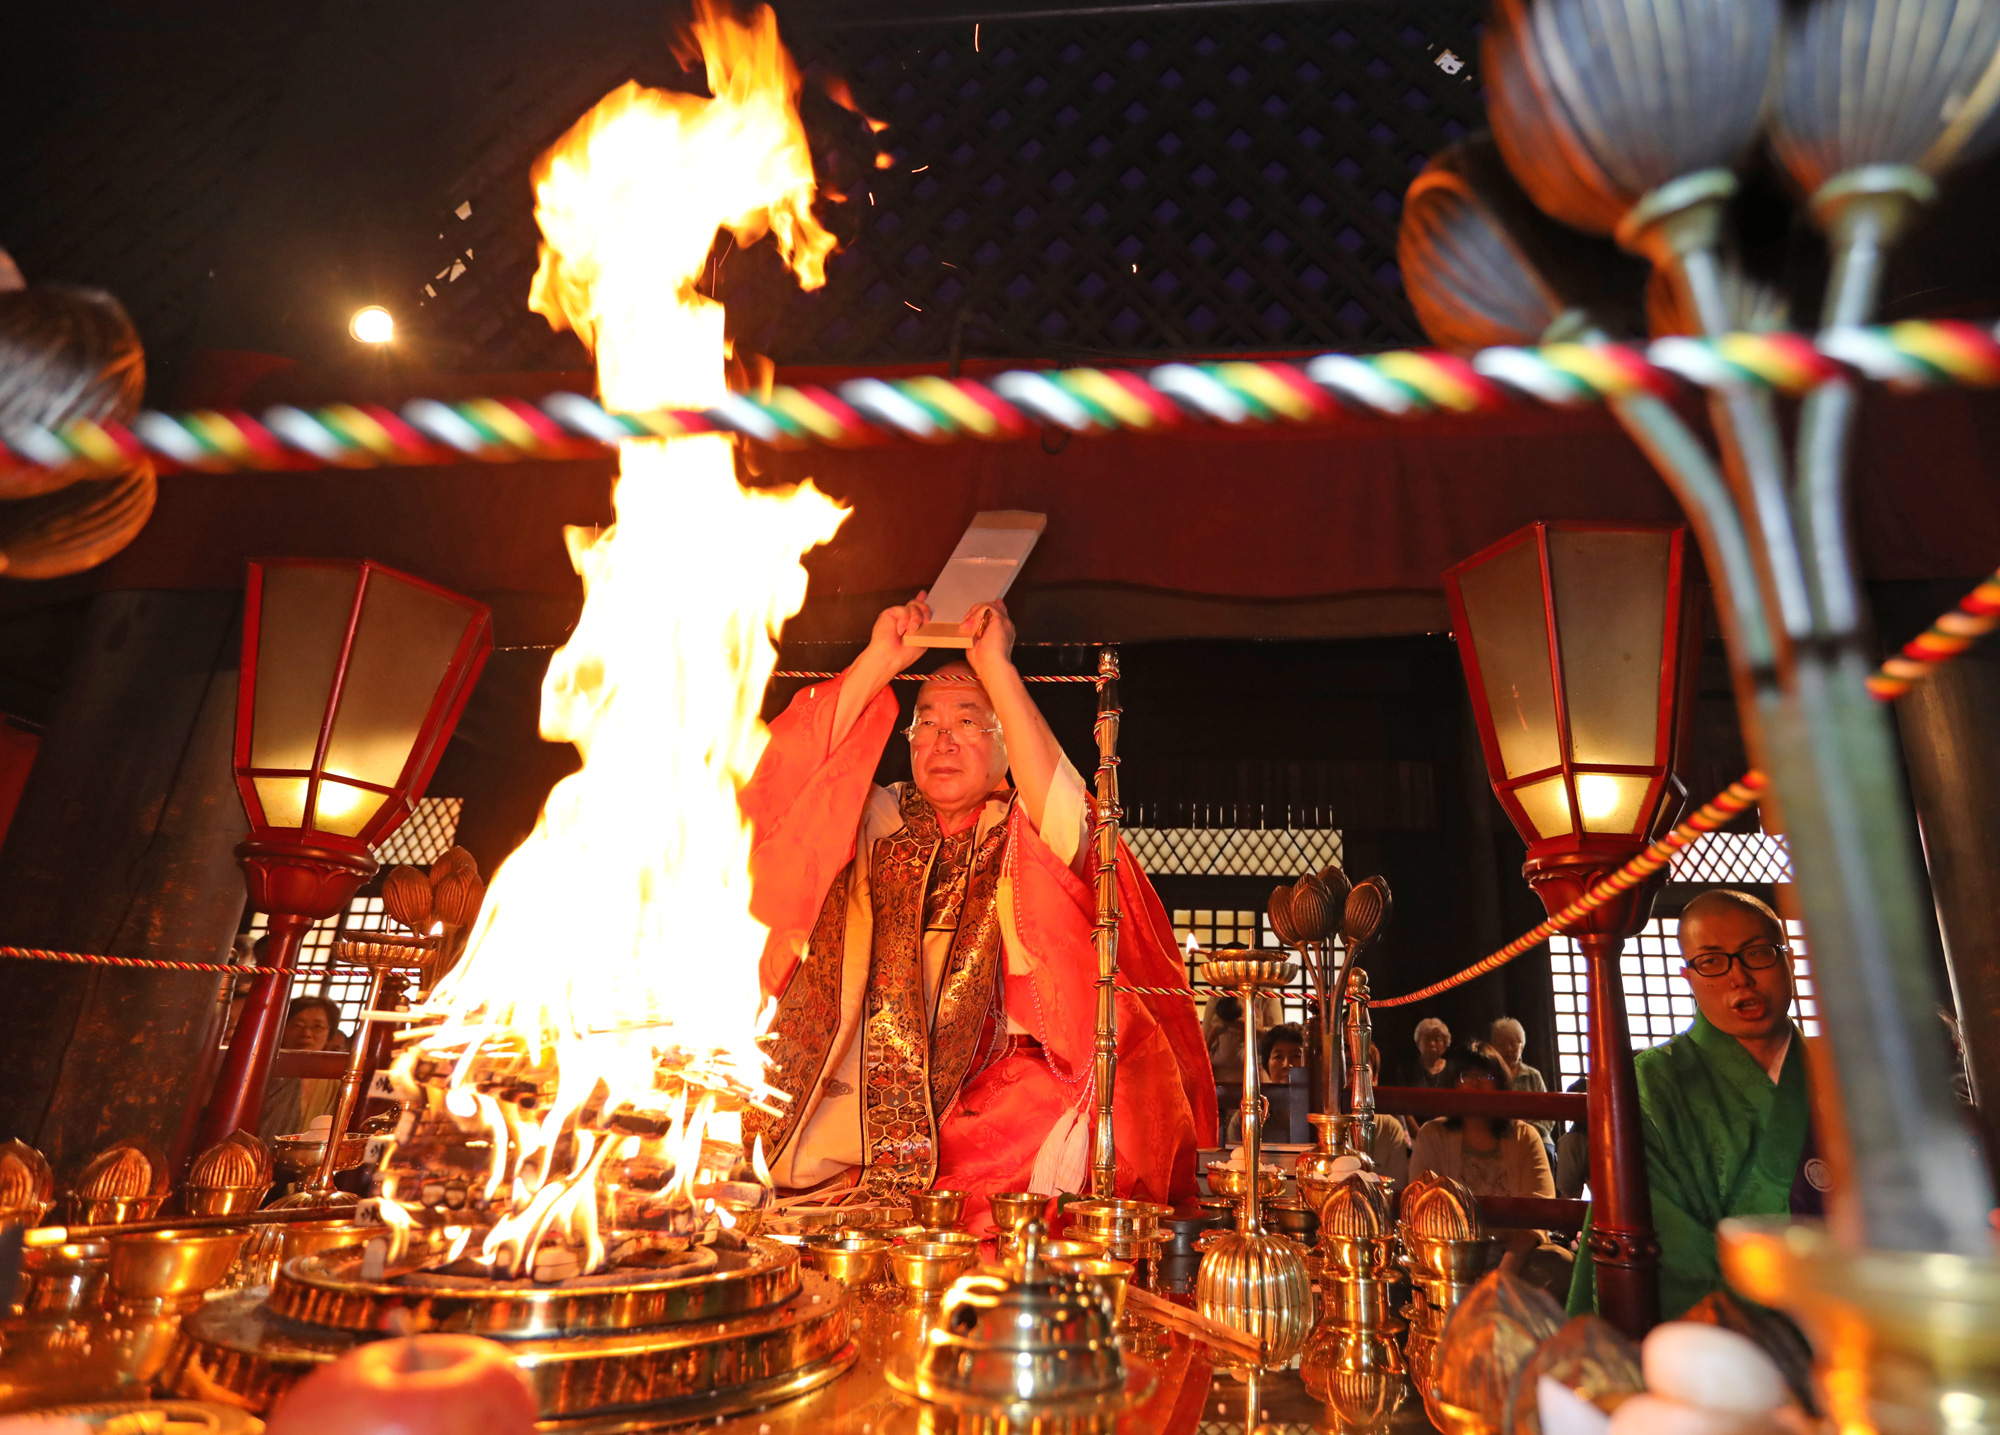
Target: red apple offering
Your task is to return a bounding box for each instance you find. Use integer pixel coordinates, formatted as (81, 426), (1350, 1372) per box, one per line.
(266, 1332), (537, 1435)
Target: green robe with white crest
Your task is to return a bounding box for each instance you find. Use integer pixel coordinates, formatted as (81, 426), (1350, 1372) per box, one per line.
(1568, 1013), (1814, 1321)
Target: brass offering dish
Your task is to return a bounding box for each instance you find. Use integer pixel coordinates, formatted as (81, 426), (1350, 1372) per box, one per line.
(270, 1132), (370, 1185)
(14, 1239), (111, 1318)
(886, 1223), (1151, 1419)
(989, 1190), (1045, 1234)
(107, 1228), (250, 1314)
(888, 1239), (979, 1296)
(908, 1188), (968, 1229)
(804, 1233), (890, 1286)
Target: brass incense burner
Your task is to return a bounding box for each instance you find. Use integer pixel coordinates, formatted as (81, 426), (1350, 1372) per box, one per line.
(886, 1222), (1149, 1419)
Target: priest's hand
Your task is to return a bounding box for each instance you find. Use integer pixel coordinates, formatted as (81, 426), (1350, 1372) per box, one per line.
(831, 593), (930, 746)
(866, 592), (933, 676)
(962, 600), (1017, 680)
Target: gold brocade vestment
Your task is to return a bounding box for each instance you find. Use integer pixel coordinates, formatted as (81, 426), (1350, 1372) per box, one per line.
(755, 785), (1015, 1193)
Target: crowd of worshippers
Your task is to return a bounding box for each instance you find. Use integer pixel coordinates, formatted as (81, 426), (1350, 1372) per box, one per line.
(1198, 888), (1981, 1319)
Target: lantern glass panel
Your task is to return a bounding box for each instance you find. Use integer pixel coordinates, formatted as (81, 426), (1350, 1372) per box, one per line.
(249, 566), (355, 776)
(320, 575), (475, 798)
(1514, 773), (1574, 838)
(313, 780), (390, 837)
(253, 777), (310, 830)
(1457, 538), (1561, 779)
(1575, 771), (1652, 835)
(1548, 529), (1670, 769)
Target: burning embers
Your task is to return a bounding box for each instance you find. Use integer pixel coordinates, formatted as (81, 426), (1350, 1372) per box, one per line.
(371, 0), (844, 1283)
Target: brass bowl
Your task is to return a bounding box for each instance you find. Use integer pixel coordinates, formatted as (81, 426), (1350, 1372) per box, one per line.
(68, 1194), (166, 1226)
(1200, 955), (1298, 989)
(182, 1184), (270, 1217)
(1063, 1197), (1170, 1239)
(108, 1228), (249, 1311)
(18, 1240), (110, 1317)
(1051, 1255), (1133, 1321)
(989, 1191), (1045, 1233)
(889, 1227), (979, 1250)
(889, 1240), (978, 1294)
(271, 1133), (369, 1182)
(804, 1234), (889, 1286)
(1428, 1390), (1498, 1435)
(909, 1188), (968, 1229)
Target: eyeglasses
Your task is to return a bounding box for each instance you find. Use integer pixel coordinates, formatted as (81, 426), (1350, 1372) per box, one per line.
(903, 715), (1003, 746)
(1684, 941), (1789, 979)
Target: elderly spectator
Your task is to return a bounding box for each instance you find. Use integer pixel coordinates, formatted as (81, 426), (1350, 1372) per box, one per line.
(1397, 1017), (1452, 1087)
(1490, 1016), (1555, 1155)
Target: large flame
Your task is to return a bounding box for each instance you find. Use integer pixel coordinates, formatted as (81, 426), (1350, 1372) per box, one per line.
(384, 1), (844, 1277)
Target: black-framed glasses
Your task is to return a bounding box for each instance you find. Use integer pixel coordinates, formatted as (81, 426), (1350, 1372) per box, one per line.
(1684, 941), (1789, 979)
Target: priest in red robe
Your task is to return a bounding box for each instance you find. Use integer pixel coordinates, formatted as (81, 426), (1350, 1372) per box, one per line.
(741, 594), (1214, 1229)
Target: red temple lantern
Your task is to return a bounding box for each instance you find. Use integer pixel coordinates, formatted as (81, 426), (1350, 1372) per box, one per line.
(195, 559), (491, 1151)
(1443, 520), (1701, 1336)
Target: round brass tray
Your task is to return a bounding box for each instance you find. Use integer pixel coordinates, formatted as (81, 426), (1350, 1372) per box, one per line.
(169, 1268), (857, 1427)
(24, 1400), (264, 1435)
(883, 1350), (1156, 1420)
(267, 1237), (799, 1338)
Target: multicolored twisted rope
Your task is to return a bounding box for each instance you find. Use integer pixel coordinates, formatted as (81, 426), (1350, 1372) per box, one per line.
(772, 671), (1101, 682)
(0, 946), (283, 976)
(1867, 565), (2000, 699)
(1367, 773), (1771, 1008)
(6, 320), (2000, 480)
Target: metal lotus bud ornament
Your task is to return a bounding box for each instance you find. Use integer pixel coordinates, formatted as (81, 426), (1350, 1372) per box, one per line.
(1508, 1314), (1644, 1435)
(381, 863), (434, 933)
(0, 1139), (55, 1224)
(1401, 1174), (1485, 1242)
(1434, 1266), (1567, 1432)
(184, 1131), (274, 1216)
(70, 1138), (170, 1225)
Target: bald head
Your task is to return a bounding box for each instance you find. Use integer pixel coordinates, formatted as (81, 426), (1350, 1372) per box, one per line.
(1680, 888), (1783, 942)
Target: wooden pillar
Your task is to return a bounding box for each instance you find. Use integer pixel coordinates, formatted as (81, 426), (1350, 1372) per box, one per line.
(0, 591), (248, 1181)
(1579, 931), (1661, 1336)
(1891, 649), (2000, 1168)
(1527, 857), (1663, 1339)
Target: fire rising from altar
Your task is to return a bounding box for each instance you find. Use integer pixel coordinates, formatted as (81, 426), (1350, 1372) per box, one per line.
(374, 0), (848, 1281)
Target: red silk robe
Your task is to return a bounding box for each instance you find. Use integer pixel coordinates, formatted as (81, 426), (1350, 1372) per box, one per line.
(741, 675), (1214, 1227)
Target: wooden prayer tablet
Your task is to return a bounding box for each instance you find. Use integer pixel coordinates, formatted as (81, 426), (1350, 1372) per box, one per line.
(909, 509), (1047, 648)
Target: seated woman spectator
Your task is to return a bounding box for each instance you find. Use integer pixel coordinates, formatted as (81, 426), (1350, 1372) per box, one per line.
(256, 996), (347, 1143)
(1396, 1017), (1453, 1087)
(1225, 1023), (1306, 1142)
(1410, 1044), (1556, 1201)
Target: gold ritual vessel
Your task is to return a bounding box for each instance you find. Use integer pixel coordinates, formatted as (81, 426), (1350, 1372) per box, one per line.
(1195, 951), (1315, 1367)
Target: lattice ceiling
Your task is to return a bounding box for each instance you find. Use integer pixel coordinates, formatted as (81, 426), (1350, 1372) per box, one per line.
(423, 0), (1486, 369)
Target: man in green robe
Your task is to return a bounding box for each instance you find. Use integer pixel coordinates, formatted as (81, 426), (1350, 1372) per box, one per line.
(1568, 889), (1821, 1320)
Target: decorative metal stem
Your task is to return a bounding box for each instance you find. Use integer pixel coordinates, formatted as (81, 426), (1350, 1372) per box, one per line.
(1090, 647), (1122, 1200)
(1240, 974), (1261, 1236)
(306, 962), (389, 1193)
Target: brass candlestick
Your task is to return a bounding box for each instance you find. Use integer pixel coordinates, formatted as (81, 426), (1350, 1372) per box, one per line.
(1195, 952), (1314, 1366)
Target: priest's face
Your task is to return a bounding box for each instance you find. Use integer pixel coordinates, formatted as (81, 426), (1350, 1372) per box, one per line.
(909, 677), (1008, 815)
(1679, 903), (1795, 1043)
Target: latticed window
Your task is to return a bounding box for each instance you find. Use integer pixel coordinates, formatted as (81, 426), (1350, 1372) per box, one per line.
(371, 797), (465, 868)
(1549, 918), (1820, 1087)
(1126, 826), (1342, 876)
(1668, 830), (1793, 884)
(242, 798), (463, 1038)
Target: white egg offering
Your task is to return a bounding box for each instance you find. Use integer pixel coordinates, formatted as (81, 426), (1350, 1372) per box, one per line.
(1601, 1322), (1796, 1435)
(1641, 1323), (1789, 1415)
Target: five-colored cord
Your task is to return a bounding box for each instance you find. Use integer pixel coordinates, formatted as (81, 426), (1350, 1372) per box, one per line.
(6, 320), (2000, 480)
